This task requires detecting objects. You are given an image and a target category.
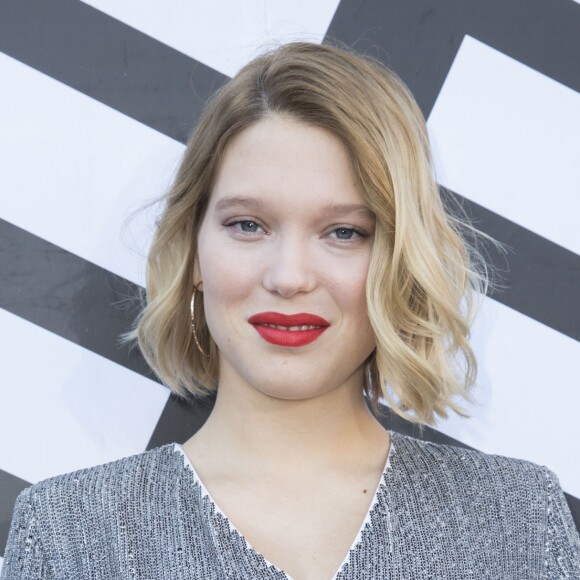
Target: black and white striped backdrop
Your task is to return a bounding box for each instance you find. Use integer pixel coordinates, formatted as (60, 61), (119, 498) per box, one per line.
(1, 0), (579, 566)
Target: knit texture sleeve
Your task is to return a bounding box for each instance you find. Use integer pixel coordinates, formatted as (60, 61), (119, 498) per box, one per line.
(543, 467), (580, 578)
(0, 487), (50, 580)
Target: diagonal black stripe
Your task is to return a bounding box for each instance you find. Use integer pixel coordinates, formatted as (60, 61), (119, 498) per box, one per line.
(446, 190), (580, 342)
(0, 218), (153, 379)
(0, 0), (228, 144)
(564, 491), (580, 536)
(0, 470), (31, 558)
(327, 0), (580, 118)
(146, 394), (215, 450)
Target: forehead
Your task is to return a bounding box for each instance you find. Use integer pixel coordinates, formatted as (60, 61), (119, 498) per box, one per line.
(210, 116), (367, 211)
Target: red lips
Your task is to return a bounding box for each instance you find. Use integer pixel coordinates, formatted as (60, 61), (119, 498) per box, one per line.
(248, 312), (330, 347)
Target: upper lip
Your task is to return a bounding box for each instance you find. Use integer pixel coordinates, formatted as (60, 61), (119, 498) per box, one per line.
(248, 312), (330, 327)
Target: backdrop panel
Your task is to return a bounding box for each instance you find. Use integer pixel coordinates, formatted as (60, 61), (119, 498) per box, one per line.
(1, 0), (578, 567)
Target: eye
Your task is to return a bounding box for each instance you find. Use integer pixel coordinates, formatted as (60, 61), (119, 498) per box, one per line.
(328, 226), (367, 242)
(237, 220), (260, 233)
(224, 219), (266, 235)
(333, 227), (357, 240)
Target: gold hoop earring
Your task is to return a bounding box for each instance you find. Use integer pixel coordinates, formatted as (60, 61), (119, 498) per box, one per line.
(190, 287), (209, 358)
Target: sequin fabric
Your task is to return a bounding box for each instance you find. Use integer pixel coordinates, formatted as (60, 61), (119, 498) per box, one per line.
(2, 432), (579, 579)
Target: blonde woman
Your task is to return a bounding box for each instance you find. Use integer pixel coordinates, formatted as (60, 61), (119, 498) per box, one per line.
(2, 42), (579, 579)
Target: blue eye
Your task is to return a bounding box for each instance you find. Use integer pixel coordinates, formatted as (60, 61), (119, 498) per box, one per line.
(225, 219), (265, 235)
(238, 220), (259, 232)
(326, 226), (368, 244)
(334, 227), (356, 240)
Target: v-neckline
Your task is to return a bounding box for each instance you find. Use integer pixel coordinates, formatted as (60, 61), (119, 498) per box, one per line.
(174, 432), (395, 580)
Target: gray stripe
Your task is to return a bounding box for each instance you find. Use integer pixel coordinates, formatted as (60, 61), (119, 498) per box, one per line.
(327, 0), (580, 117)
(0, 219), (151, 379)
(146, 394), (214, 450)
(444, 189), (580, 342)
(0, 469), (30, 557)
(0, 0), (228, 143)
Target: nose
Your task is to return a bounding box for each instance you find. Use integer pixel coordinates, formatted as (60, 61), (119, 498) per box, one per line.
(262, 234), (317, 298)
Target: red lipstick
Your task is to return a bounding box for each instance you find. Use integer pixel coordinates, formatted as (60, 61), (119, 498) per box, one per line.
(248, 312), (330, 347)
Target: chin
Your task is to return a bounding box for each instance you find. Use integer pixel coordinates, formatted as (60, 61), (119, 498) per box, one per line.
(252, 376), (342, 403)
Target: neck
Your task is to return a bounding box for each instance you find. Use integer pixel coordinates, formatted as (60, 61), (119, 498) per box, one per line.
(184, 371), (390, 475)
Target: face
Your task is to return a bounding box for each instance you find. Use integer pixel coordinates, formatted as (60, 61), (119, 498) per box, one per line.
(196, 115), (376, 402)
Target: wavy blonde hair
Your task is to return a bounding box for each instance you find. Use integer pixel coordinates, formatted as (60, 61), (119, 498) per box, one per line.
(132, 42), (498, 425)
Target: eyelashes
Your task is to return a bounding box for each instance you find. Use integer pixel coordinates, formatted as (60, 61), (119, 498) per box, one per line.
(226, 220), (264, 234)
(330, 227), (365, 241)
(223, 219), (369, 244)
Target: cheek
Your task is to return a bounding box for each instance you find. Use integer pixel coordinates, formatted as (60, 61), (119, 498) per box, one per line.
(326, 255), (370, 312)
(199, 224), (239, 287)
(334, 258), (375, 349)
(200, 247), (257, 296)
(197, 236), (259, 330)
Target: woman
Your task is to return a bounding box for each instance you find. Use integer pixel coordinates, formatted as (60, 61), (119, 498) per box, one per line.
(2, 42), (579, 579)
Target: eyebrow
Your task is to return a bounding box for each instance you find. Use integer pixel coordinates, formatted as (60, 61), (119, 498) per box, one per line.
(214, 196), (375, 220)
(323, 202), (375, 220)
(214, 196), (264, 211)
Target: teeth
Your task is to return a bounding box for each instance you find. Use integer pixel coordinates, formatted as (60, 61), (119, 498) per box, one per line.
(261, 324), (321, 331)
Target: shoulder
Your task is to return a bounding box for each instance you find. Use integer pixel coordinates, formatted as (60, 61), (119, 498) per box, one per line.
(390, 430), (551, 492)
(15, 443), (186, 523)
(24, 442), (184, 499)
(387, 431), (558, 536)
(2, 444), (189, 578)
(389, 432), (580, 573)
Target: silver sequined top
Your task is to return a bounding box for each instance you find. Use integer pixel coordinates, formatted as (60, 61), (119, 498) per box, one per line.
(2, 431), (579, 579)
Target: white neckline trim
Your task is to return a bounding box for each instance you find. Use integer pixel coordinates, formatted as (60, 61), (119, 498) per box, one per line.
(174, 444), (291, 576)
(328, 434), (395, 579)
(174, 432), (395, 580)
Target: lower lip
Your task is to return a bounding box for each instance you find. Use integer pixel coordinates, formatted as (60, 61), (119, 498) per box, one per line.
(252, 325), (328, 347)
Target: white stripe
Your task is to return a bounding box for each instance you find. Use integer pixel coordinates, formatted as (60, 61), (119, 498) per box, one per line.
(428, 35), (580, 256)
(0, 309), (169, 484)
(0, 52), (184, 286)
(439, 297), (580, 497)
(81, 0), (340, 76)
